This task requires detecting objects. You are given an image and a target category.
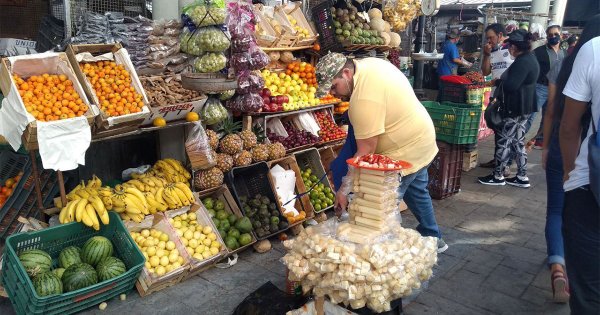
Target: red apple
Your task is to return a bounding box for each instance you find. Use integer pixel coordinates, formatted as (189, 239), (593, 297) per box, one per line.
(276, 95), (284, 104)
(282, 95), (289, 103)
(262, 88), (271, 97)
(262, 96), (271, 104)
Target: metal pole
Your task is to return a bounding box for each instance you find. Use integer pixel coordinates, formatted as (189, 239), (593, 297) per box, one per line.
(530, 0), (551, 29)
(550, 0), (568, 25)
(414, 15), (426, 90)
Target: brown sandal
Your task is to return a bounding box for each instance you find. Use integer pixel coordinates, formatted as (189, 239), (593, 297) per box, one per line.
(551, 270), (570, 304)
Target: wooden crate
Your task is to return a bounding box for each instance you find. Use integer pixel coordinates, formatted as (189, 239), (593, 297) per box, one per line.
(130, 215), (191, 297)
(0, 53), (97, 150)
(462, 150), (478, 172)
(279, 2), (318, 47)
(267, 156), (314, 225)
(254, 4), (297, 48)
(318, 146), (336, 175)
(195, 185), (257, 256)
(163, 204), (227, 281)
(65, 43), (150, 132)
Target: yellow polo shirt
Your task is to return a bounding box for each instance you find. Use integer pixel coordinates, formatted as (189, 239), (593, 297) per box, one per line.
(348, 58), (438, 175)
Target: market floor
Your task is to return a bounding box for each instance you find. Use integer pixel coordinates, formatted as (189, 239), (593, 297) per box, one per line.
(0, 138), (571, 315)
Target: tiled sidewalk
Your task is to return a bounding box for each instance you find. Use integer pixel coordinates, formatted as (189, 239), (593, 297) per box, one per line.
(0, 138), (570, 315)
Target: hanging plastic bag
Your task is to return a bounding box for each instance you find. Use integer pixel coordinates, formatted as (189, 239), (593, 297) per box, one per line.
(183, 0), (227, 27)
(193, 52), (227, 73)
(226, 93), (263, 112)
(236, 71), (265, 94)
(186, 121), (216, 170)
(225, 1), (257, 38)
(231, 36), (255, 53)
(201, 96), (228, 125)
(195, 26), (231, 52)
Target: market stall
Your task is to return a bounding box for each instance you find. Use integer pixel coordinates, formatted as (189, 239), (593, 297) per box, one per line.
(0, 0), (475, 313)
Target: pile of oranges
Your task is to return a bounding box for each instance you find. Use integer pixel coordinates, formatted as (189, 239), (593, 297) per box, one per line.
(319, 93), (341, 105)
(285, 61), (317, 88)
(15, 73), (88, 121)
(0, 172), (23, 207)
(80, 61), (144, 117)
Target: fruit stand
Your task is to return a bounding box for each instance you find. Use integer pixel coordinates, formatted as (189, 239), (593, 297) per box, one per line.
(0, 0), (459, 313)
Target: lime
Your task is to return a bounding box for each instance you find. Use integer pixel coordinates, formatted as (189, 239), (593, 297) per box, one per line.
(326, 192), (334, 199)
(306, 168), (312, 175)
(320, 202), (328, 209)
(305, 180), (313, 187)
(314, 204), (322, 211)
(310, 175), (318, 182)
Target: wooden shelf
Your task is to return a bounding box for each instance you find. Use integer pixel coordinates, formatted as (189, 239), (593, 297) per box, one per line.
(246, 103), (337, 117)
(91, 120), (195, 143)
(260, 45), (314, 52)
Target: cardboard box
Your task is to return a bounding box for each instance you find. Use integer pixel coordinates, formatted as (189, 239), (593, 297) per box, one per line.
(66, 43), (150, 131)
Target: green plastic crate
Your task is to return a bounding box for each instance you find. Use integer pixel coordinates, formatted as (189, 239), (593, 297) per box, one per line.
(1, 212), (145, 315)
(422, 101), (482, 145)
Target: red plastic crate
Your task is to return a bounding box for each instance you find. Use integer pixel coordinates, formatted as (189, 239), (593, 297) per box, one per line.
(478, 113), (494, 140)
(428, 141), (463, 200)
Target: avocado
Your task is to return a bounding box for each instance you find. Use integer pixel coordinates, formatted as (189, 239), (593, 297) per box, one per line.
(227, 214), (237, 225)
(259, 208), (270, 217)
(270, 216), (280, 225)
(278, 221), (289, 230)
(216, 210), (229, 220)
(260, 204), (268, 212)
(254, 194), (262, 200)
(215, 200), (225, 211)
(251, 199), (261, 207)
(227, 228), (240, 239)
(256, 228), (266, 237)
(271, 210), (279, 217)
(234, 216), (253, 233)
(243, 205), (251, 213)
(252, 220), (262, 229)
(268, 203), (277, 211)
(219, 219), (230, 232)
(270, 222), (279, 232)
(239, 233), (252, 246)
(225, 236), (239, 250)
(202, 197), (214, 209)
(261, 217), (270, 226)
(261, 196), (270, 205)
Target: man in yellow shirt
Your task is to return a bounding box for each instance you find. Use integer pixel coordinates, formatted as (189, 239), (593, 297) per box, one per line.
(316, 53), (447, 252)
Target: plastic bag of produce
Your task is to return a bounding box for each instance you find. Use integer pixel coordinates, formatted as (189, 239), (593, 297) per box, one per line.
(236, 71), (264, 94)
(183, 0), (227, 27)
(180, 27), (204, 56)
(225, 1), (257, 38)
(248, 44), (270, 70)
(202, 96), (228, 125)
(193, 52), (227, 73)
(186, 121), (217, 170)
(226, 93), (263, 112)
(231, 36), (255, 53)
(219, 89), (236, 101)
(193, 26), (231, 52)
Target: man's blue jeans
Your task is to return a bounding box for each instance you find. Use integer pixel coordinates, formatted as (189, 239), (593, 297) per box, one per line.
(545, 135), (565, 267)
(525, 83), (548, 134)
(398, 166), (442, 238)
(563, 186), (600, 314)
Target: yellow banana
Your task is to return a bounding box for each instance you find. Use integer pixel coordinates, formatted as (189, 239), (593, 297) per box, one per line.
(76, 189), (90, 199)
(81, 205), (93, 227)
(171, 186), (191, 206)
(148, 187), (157, 195)
(156, 161), (177, 175)
(74, 198), (88, 222)
(163, 187), (181, 208)
(123, 198), (142, 214)
(146, 194), (168, 212)
(112, 194), (126, 208)
(131, 213), (144, 223)
(113, 205), (126, 213)
(124, 187), (148, 209)
(174, 182), (194, 203)
(85, 204), (100, 230)
(59, 203), (70, 223)
(99, 210), (110, 225)
(101, 196), (113, 210)
(119, 213), (131, 221)
(140, 177), (156, 187)
(97, 187), (113, 197)
(155, 187), (166, 204)
(89, 195), (106, 216)
(127, 179), (146, 191)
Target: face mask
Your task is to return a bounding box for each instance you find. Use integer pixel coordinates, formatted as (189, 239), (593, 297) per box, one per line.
(548, 36), (560, 45)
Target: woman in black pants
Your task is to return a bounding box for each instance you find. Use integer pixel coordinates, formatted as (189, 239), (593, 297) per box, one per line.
(479, 29), (540, 188)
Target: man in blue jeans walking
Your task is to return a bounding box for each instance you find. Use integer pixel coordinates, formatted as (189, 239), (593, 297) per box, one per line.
(317, 53), (447, 253)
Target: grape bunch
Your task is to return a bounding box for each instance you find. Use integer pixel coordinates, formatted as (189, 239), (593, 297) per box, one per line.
(388, 49), (401, 69)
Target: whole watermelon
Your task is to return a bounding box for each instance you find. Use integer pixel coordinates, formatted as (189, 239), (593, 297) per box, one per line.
(18, 249), (52, 277)
(62, 263), (98, 292)
(33, 272), (63, 296)
(96, 257), (126, 282)
(58, 246), (81, 269)
(81, 236), (113, 267)
(52, 268), (65, 279)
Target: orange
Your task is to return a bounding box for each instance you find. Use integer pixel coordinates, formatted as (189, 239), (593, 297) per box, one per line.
(185, 112), (200, 122)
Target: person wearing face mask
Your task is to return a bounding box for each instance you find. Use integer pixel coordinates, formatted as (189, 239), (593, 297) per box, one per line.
(315, 53), (448, 253)
(529, 25), (567, 148)
(437, 28), (472, 77)
(478, 29), (539, 187)
(480, 23), (515, 172)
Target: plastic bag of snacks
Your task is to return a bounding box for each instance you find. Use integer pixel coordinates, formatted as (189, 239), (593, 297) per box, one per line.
(183, 0), (227, 27)
(186, 122), (216, 170)
(193, 52), (227, 73)
(201, 95), (228, 125)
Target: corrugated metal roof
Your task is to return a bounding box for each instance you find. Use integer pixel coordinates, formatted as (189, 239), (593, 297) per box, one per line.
(440, 0), (531, 5)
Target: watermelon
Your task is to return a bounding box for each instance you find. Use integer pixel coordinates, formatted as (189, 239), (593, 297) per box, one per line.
(81, 236), (113, 267)
(33, 272), (63, 296)
(96, 257), (126, 282)
(52, 268), (65, 279)
(62, 263), (98, 292)
(18, 249), (52, 277)
(58, 246), (81, 269)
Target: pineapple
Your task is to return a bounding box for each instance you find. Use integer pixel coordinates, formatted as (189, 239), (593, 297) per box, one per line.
(251, 144), (270, 162)
(234, 150), (253, 167)
(206, 129), (219, 150)
(215, 153), (234, 172)
(239, 129), (258, 150)
(194, 167), (224, 191)
(268, 142), (286, 160)
(218, 134), (243, 155)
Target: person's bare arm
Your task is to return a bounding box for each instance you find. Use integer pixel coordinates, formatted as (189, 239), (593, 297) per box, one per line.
(482, 44), (492, 76)
(543, 83), (557, 149)
(452, 58), (463, 65)
(354, 137), (378, 157)
(559, 97), (588, 181)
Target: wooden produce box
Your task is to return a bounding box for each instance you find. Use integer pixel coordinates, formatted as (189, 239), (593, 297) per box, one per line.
(462, 150), (478, 172)
(163, 203), (227, 281)
(66, 43), (150, 132)
(130, 215), (191, 297)
(140, 75), (207, 125)
(195, 185), (257, 256)
(267, 156), (314, 226)
(0, 53), (97, 150)
(254, 4), (297, 48)
(278, 2), (318, 47)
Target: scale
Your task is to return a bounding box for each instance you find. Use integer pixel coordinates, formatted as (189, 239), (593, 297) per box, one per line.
(412, 0), (443, 61)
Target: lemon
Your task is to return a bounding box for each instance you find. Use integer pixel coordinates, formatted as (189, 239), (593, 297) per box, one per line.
(180, 226), (188, 233)
(159, 256), (169, 267)
(170, 249), (179, 256)
(186, 247), (194, 256)
(173, 221), (182, 228)
(207, 232), (217, 241)
(202, 250), (212, 259)
(203, 226), (213, 234)
(143, 239), (154, 248)
(146, 246), (157, 257)
(174, 216), (181, 221)
(148, 268), (155, 274)
(188, 239), (199, 249)
(156, 248), (166, 258)
(169, 253), (179, 263)
(143, 252), (149, 261)
(202, 238), (212, 246)
(160, 233), (169, 242)
(198, 233), (207, 241)
(135, 236), (145, 244)
(178, 256), (184, 265)
(181, 238), (188, 246)
(166, 241), (176, 250)
(193, 231), (202, 240)
(183, 230), (194, 240)
(153, 117), (166, 127)
(175, 229), (183, 237)
(196, 244), (206, 254)
(168, 218), (174, 224)
(193, 253), (204, 261)
(188, 213), (197, 221)
(141, 229), (150, 237)
(185, 112), (199, 122)
(130, 231), (138, 238)
(155, 266), (166, 276)
(172, 261), (182, 269)
(210, 241), (220, 248)
(145, 262), (151, 269)
(157, 241), (166, 249)
(149, 256), (160, 267)
(190, 220), (197, 226)
(180, 213), (188, 221)
(210, 247), (219, 255)
(165, 265), (174, 273)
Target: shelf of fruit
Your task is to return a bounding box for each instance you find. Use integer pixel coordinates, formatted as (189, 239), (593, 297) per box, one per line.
(314, 109), (347, 145)
(267, 120), (320, 153)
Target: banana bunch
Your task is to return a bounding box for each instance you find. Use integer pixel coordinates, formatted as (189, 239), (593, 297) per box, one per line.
(151, 159), (192, 185)
(65, 175), (103, 203)
(158, 183), (195, 210)
(110, 185), (150, 223)
(59, 194), (109, 230)
(123, 176), (168, 195)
